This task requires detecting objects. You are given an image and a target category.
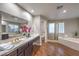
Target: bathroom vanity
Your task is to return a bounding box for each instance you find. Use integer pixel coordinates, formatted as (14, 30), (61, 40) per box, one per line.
(0, 34), (40, 56)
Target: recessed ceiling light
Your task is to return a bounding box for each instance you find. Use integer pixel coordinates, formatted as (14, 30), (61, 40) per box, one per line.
(31, 9), (34, 13)
(63, 10), (67, 13)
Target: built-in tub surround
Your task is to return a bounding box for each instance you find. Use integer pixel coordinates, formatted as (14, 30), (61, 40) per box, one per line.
(0, 33), (40, 56)
(58, 36), (79, 51)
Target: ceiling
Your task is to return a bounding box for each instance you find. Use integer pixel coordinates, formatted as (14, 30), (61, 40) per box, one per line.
(18, 3), (79, 20)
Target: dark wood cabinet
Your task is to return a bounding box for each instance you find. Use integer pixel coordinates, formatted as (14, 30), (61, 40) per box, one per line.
(7, 50), (17, 56)
(5, 36), (39, 56)
(17, 45), (25, 56)
(17, 41), (33, 56)
(17, 43), (28, 56)
(25, 47), (31, 56)
(18, 51), (24, 56)
(25, 40), (33, 56)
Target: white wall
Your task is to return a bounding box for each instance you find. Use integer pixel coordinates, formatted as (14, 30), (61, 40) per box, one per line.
(44, 20), (48, 42)
(32, 15), (48, 44)
(40, 17), (45, 37)
(64, 19), (79, 37)
(40, 17), (48, 42)
(0, 14), (2, 39)
(32, 16), (40, 34)
(32, 16), (47, 37)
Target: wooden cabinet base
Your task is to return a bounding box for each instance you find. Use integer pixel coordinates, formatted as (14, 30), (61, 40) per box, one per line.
(7, 50), (17, 56)
(5, 36), (39, 56)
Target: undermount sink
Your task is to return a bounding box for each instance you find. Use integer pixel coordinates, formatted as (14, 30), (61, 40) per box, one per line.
(0, 37), (26, 51)
(0, 42), (14, 51)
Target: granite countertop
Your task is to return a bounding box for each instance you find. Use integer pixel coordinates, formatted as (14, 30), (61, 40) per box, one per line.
(0, 33), (40, 56)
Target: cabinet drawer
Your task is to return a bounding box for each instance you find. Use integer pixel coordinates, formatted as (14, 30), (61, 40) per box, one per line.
(25, 45), (33, 56)
(18, 43), (28, 54)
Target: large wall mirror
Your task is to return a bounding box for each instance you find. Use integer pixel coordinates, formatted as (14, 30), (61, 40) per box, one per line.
(0, 12), (28, 38)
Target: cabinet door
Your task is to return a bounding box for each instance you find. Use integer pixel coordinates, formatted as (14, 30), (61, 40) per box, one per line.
(25, 45), (33, 56)
(7, 50), (17, 56)
(17, 45), (25, 54)
(17, 43), (28, 56)
(25, 40), (33, 56)
(18, 51), (25, 56)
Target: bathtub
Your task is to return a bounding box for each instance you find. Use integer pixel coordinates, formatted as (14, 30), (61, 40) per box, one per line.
(58, 37), (79, 51)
